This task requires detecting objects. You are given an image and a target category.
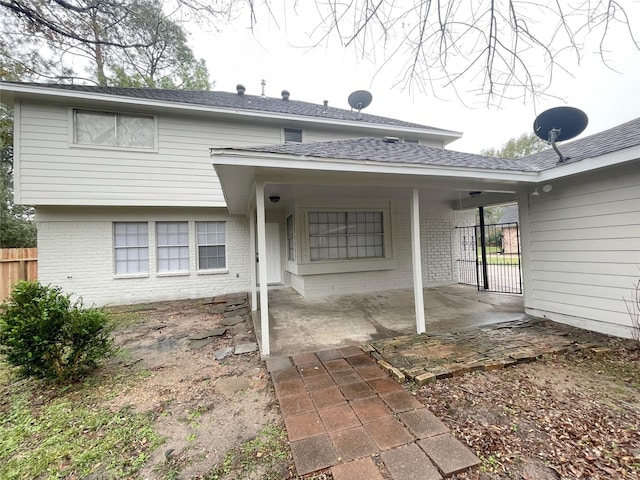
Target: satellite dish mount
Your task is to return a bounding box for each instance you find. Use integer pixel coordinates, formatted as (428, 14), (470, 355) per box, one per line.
(533, 107), (588, 163)
(348, 90), (373, 120)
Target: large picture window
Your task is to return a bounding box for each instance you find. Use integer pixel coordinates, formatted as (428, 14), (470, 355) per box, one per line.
(157, 222), (189, 272)
(74, 109), (155, 149)
(114, 222), (149, 274)
(197, 221), (226, 270)
(309, 211), (383, 261)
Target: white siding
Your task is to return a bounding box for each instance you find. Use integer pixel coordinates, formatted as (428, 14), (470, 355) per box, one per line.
(522, 162), (640, 338)
(16, 102), (284, 207)
(36, 207), (251, 306)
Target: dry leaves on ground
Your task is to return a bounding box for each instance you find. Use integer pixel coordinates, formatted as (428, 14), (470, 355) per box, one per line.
(417, 345), (640, 479)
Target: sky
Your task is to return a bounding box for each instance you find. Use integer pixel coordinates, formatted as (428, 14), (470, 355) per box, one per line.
(190, 2), (640, 154)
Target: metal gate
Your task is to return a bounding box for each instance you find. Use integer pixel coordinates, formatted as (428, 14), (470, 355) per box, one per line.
(456, 221), (522, 294)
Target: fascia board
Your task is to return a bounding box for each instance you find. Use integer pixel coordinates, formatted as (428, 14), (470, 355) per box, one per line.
(210, 150), (539, 183)
(1, 83), (462, 140)
(536, 146), (640, 182)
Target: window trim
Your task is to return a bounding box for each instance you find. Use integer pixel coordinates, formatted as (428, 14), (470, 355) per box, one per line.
(286, 214), (295, 262)
(196, 221), (227, 272)
(69, 107), (158, 152)
(283, 127), (303, 143)
(308, 211), (384, 262)
(156, 221), (190, 274)
(113, 222), (150, 277)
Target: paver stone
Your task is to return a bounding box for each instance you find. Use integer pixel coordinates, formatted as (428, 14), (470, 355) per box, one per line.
(329, 426), (378, 462)
(418, 433), (480, 476)
(331, 457), (385, 480)
(398, 408), (449, 439)
(290, 435), (338, 475)
(381, 443), (442, 480)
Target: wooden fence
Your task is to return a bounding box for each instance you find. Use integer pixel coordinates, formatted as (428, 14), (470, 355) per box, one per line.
(1, 248), (38, 302)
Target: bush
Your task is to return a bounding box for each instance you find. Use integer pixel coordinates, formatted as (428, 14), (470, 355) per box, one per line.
(0, 281), (113, 381)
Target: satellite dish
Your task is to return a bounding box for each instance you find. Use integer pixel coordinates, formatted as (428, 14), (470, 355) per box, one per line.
(533, 107), (588, 163)
(348, 90), (372, 119)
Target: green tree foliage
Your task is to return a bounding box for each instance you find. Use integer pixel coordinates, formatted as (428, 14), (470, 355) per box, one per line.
(0, 0), (212, 88)
(1, 105), (36, 248)
(0, 281), (113, 381)
(481, 132), (548, 159)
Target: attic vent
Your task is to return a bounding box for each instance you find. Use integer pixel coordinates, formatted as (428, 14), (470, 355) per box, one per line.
(403, 138), (419, 144)
(236, 84), (246, 96)
(282, 90), (290, 100)
(383, 136), (400, 143)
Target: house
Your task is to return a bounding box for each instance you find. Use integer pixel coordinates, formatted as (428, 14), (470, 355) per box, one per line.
(1, 82), (638, 355)
(497, 204), (520, 254)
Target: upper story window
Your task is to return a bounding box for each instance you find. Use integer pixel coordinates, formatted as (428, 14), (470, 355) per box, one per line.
(74, 109), (155, 149)
(284, 127), (303, 143)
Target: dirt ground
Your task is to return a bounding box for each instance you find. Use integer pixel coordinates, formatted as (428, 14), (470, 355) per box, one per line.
(106, 298), (640, 480)
(106, 298), (286, 480)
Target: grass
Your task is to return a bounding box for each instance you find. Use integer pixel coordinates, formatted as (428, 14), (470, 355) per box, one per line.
(0, 360), (162, 479)
(205, 425), (290, 480)
(479, 254), (521, 266)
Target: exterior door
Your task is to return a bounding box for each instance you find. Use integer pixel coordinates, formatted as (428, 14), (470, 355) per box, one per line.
(266, 223), (282, 284)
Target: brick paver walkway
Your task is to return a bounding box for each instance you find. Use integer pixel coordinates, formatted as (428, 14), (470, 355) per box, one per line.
(267, 347), (479, 478)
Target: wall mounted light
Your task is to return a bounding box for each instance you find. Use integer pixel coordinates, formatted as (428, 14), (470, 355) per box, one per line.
(269, 195), (280, 203)
(531, 187), (540, 197)
(469, 191), (482, 198)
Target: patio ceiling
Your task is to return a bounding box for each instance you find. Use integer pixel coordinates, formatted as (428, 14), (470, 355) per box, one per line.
(213, 161), (534, 215)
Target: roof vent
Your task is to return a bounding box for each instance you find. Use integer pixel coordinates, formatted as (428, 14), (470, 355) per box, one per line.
(236, 84), (246, 96)
(383, 136), (400, 143)
(323, 100), (328, 113)
(281, 90), (290, 101)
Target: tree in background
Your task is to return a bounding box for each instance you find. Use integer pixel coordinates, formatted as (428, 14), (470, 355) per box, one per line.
(481, 132), (547, 159)
(0, 0), (217, 246)
(0, 0), (212, 88)
(477, 132), (548, 225)
(1, 105), (36, 248)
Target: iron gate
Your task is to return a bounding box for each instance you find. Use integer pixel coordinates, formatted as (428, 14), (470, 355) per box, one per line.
(456, 222), (522, 294)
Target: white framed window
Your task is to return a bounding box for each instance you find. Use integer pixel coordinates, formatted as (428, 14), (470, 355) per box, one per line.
(197, 221), (226, 270)
(286, 214), (295, 261)
(114, 222), (149, 274)
(283, 127), (303, 143)
(308, 211), (383, 261)
(73, 109), (156, 149)
(156, 222), (189, 272)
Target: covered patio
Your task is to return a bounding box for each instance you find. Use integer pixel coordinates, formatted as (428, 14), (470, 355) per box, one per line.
(255, 285), (524, 356)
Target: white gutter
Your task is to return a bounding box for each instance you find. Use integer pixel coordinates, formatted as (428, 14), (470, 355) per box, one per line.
(1, 83), (463, 141)
(536, 145), (640, 182)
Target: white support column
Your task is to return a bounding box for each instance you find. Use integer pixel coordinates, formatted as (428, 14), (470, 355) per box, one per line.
(410, 188), (426, 334)
(249, 210), (257, 312)
(256, 182), (270, 355)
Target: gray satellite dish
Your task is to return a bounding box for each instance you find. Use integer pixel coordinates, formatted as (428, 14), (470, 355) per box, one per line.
(348, 90), (372, 119)
(534, 107), (588, 163)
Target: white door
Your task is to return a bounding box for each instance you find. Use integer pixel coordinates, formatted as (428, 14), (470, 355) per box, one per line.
(265, 223), (282, 284)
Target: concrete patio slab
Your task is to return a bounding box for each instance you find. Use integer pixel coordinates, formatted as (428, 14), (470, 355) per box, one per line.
(261, 285), (524, 356)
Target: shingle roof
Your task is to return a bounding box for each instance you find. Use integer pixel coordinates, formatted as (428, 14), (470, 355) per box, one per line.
(217, 117), (640, 173)
(14, 82), (453, 131)
(519, 117), (640, 170)
(228, 137), (536, 171)
(498, 204), (519, 223)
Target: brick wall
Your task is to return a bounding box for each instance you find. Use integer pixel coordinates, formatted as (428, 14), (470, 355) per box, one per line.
(37, 207), (251, 306)
(295, 208), (476, 297)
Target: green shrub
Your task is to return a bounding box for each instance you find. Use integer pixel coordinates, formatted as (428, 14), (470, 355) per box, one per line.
(0, 281), (113, 381)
